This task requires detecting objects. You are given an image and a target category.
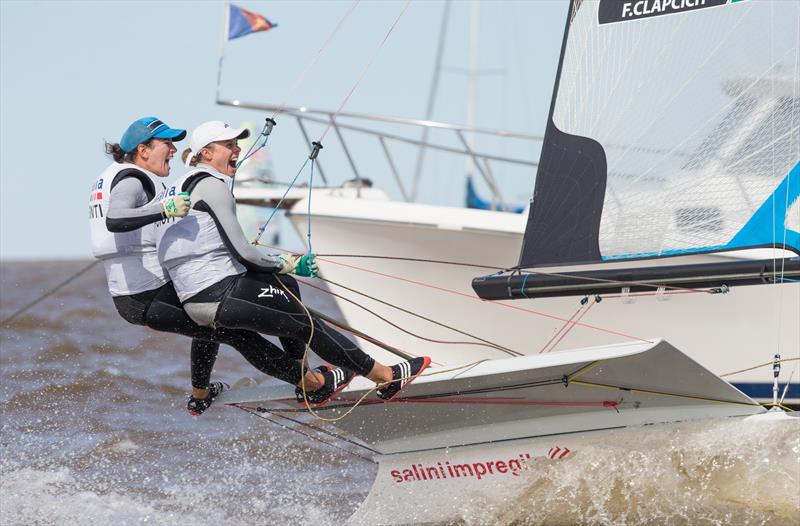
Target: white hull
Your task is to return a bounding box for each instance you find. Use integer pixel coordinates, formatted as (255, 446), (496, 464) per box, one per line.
(217, 339), (786, 525)
(348, 410), (795, 525)
(283, 193), (799, 404)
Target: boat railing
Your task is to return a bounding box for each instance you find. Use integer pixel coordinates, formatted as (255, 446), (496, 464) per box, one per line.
(218, 98), (542, 210)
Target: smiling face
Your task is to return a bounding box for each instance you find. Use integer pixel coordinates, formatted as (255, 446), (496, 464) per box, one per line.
(200, 138), (241, 177)
(135, 138), (176, 177)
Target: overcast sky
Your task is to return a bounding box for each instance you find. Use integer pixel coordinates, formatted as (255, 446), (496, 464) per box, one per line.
(0, 0), (567, 260)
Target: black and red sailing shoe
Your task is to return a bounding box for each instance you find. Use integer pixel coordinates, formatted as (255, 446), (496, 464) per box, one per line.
(187, 381), (229, 416)
(376, 356), (431, 402)
(296, 365), (356, 407)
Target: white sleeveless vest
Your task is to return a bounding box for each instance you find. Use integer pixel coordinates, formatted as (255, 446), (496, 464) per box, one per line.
(89, 163), (170, 297)
(155, 166), (245, 302)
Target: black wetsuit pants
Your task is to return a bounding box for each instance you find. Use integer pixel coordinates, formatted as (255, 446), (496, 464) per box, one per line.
(208, 272), (376, 377)
(112, 282), (303, 387)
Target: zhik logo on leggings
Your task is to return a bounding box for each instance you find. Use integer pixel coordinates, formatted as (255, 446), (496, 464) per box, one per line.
(258, 285), (289, 301)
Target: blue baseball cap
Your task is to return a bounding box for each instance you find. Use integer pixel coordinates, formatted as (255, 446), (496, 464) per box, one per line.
(119, 117), (187, 153)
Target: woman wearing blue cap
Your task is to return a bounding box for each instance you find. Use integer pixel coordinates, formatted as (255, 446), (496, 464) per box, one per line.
(90, 117), (332, 414)
(156, 121), (431, 405)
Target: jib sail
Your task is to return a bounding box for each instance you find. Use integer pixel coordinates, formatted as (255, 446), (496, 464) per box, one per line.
(474, 0), (799, 300)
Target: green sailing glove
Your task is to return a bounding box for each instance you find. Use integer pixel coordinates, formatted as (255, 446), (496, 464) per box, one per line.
(163, 192), (191, 218)
(294, 253), (318, 278)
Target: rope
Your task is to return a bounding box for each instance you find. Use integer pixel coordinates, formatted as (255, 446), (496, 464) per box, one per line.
(1, 260), (100, 326)
(317, 276), (523, 357)
(254, 244), (523, 357)
(252, 158), (310, 244)
(231, 403), (376, 462)
(719, 357), (800, 378)
(538, 302), (589, 354)
(302, 279), (518, 357)
(543, 300), (597, 353)
(313, 255), (655, 344)
(269, 0), (361, 122)
(317, 0), (412, 143)
(275, 276), (493, 423)
(232, 1), (361, 170)
(570, 379), (761, 408)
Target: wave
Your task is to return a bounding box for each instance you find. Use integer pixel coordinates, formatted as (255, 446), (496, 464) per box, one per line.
(464, 418), (800, 525)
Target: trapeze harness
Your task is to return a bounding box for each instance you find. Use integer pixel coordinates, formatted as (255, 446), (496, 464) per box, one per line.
(156, 166), (376, 377)
(89, 163), (303, 388)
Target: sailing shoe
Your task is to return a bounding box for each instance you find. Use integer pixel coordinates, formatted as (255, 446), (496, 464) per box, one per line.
(376, 356), (431, 402)
(187, 381), (229, 416)
(296, 365), (356, 407)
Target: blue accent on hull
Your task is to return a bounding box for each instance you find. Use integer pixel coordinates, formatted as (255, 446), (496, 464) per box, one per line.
(466, 176), (525, 214)
(733, 382), (800, 400)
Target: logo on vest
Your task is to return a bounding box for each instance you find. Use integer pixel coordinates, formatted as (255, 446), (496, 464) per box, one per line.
(258, 285), (289, 301)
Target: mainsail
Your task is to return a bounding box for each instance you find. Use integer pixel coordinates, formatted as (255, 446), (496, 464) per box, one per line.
(474, 0), (799, 299)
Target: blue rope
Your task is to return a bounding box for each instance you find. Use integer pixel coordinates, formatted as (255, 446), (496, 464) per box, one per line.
(237, 121), (272, 168)
(779, 277), (799, 283)
(253, 157), (310, 244)
(307, 158), (315, 253)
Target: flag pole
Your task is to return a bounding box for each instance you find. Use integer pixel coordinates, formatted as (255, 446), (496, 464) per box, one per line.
(217, 1), (230, 102)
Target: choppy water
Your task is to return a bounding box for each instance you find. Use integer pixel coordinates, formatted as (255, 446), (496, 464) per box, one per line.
(1, 261), (799, 526)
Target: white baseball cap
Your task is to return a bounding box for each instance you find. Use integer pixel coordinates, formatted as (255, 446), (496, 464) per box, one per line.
(185, 120), (250, 165)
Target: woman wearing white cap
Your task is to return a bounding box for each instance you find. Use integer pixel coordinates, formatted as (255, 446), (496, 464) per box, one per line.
(157, 120), (431, 405)
(91, 117), (328, 415)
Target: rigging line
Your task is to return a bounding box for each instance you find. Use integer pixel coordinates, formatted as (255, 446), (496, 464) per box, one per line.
(316, 276), (523, 357)
(265, 410), (381, 457)
(300, 279), (518, 357)
(317, 256), (654, 344)
(317, 0), (412, 143)
(313, 253), (505, 271)
(270, 0), (361, 122)
(306, 305), (416, 361)
(252, 243), (521, 356)
(252, 243), (652, 344)
(570, 380), (761, 408)
(542, 300), (596, 354)
(232, 2), (361, 170)
(230, 404), (376, 462)
(280, 273), (497, 423)
(538, 303), (586, 354)
(567, 360), (603, 382)
(719, 357), (800, 378)
(262, 248), (715, 296)
(318, 318), (425, 363)
(1, 260), (100, 327)
(252, 157), (310, 244)
(277, 276), (382, 423)
(307, 157), (315, 253)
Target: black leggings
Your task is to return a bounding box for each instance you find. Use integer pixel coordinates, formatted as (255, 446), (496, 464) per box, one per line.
(208, 272), (376, 377)
(112, 282), (303, 387)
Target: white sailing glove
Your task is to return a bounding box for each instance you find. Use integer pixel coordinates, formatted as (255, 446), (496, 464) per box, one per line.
(278, 254), (298, 274)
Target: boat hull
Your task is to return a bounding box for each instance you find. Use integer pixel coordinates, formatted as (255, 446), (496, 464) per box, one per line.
(285, 195), (800, 404)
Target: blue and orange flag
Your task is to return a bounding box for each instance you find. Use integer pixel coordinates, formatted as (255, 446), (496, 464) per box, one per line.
(228, 4), (277, 40)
